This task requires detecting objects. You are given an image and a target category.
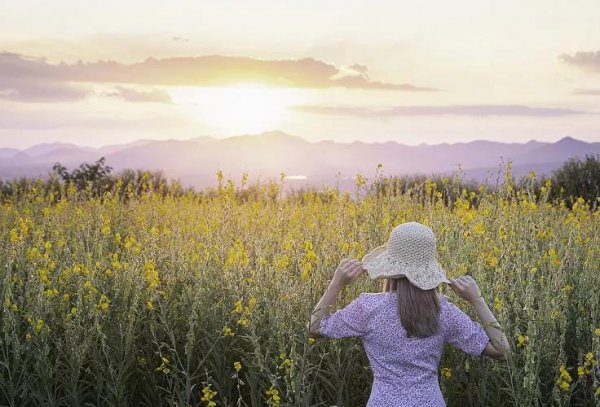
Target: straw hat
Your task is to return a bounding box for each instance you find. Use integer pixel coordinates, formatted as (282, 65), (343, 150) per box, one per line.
(362, 221), (450, 290)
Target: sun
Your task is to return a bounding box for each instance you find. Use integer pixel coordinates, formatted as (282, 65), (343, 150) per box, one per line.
(171, 84), (300, 135)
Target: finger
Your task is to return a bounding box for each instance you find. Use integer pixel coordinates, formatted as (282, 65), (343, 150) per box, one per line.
(351, 264), (365, 274)
(453, 279), (465, 290)
(350, 268), (365, 280)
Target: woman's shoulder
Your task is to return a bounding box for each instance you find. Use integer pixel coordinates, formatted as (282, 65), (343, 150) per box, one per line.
(438, 294), (474, 320)
(355, 291), (392, 305)
(439, 294), (457, 309)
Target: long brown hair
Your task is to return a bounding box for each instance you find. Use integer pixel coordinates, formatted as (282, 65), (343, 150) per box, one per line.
(383, 277), (441, 338)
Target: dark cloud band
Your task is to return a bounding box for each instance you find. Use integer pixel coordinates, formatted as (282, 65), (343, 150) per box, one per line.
(0, 52), (433, 92)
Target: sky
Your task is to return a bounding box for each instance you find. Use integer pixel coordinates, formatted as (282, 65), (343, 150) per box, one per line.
(1, 0), (600, 148)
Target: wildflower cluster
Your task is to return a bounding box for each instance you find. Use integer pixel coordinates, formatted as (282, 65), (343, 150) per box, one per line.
(265, 385), (281, 406)
(577, 352), (598, 379)
(516, 334), (529, 348)
(556, 365), (572, 392)
(201, 384), (218, 407)
(231, 297), (256, 327)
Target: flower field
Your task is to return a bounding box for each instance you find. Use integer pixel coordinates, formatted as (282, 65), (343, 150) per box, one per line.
(0, 171), (599, 406)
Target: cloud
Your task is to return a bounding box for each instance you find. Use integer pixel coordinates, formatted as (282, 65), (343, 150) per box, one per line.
(104, 86), (173, 103)
(290, 104), (593, 118)
(0, 108), (191, 130)
(559, 50), (600, 72)
(0, 78), (90, 103)
(0, 51), (433, 91)
(573, 88), (600, 95)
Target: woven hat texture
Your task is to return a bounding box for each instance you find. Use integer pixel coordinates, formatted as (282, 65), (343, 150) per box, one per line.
(362, 221), (450, 290)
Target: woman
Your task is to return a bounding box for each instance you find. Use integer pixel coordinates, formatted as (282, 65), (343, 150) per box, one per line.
(307, 222), (509, 406)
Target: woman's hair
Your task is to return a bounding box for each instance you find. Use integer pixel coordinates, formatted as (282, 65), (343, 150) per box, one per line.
(383, 277), (441, 338)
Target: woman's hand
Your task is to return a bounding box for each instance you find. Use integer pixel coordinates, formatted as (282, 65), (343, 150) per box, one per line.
(332, 259), (365, 288)
(449, 275), (482, 304)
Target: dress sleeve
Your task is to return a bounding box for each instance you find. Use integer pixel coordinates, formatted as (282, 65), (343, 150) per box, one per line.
(319, 293), (369, 338)
(443, 300), (489, 356)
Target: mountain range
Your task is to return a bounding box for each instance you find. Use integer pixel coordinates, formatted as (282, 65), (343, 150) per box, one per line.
(0, 132), (598, 191)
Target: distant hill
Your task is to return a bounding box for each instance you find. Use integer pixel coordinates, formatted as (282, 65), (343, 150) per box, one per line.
(1, 132), (598, 190)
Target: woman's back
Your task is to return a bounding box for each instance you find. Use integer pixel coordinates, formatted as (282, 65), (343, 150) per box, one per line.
(319, 292), (489, 406)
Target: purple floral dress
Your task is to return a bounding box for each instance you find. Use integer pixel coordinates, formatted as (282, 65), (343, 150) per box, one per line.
(319, 292), (489, 406)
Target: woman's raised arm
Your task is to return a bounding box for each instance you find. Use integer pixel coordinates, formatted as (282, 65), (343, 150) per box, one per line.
(450, 275), (510, 359)
(307, 259), (365, 337)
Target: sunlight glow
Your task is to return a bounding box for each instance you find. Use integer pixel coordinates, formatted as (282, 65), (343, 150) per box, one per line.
(171, 84), (302, 135)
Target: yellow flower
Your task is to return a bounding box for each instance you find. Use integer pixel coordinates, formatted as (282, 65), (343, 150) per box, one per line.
(35, 319), (44, 333)
(233, 361), (242, 372)
(561, 285), (573, 295)
(156, 356), (171, 374)
(497, 226), (508, 240)
(232, 300), (243, 314)
(473, 222), (486, 236)
(44, 288), (59, 299)
(144, 260), (160, 289)
(494, 297), (502, 312)
(25, 333), (32, 342)
(308, 338), (316, 345)
(83, 280), (96, 293)
(585, 352), (594, 363)
(9, 228), (19, 243)
(201, 384), (218, 405)
(440, 367), (452, 379)
(265, 385), (281, 405)
(279, 358), (292, 370)
(98, 294), (111, 313)
(223, 326), (235, 337)
(595, 328), (600, 336)
(248, 296), (257, 310)
(556, 364), (572, 392)
(516, 335), (529, 348)
(237, 317), (250, 327)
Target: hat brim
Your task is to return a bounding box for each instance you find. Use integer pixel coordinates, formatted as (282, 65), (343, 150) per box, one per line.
(362, 244), (450, 290)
